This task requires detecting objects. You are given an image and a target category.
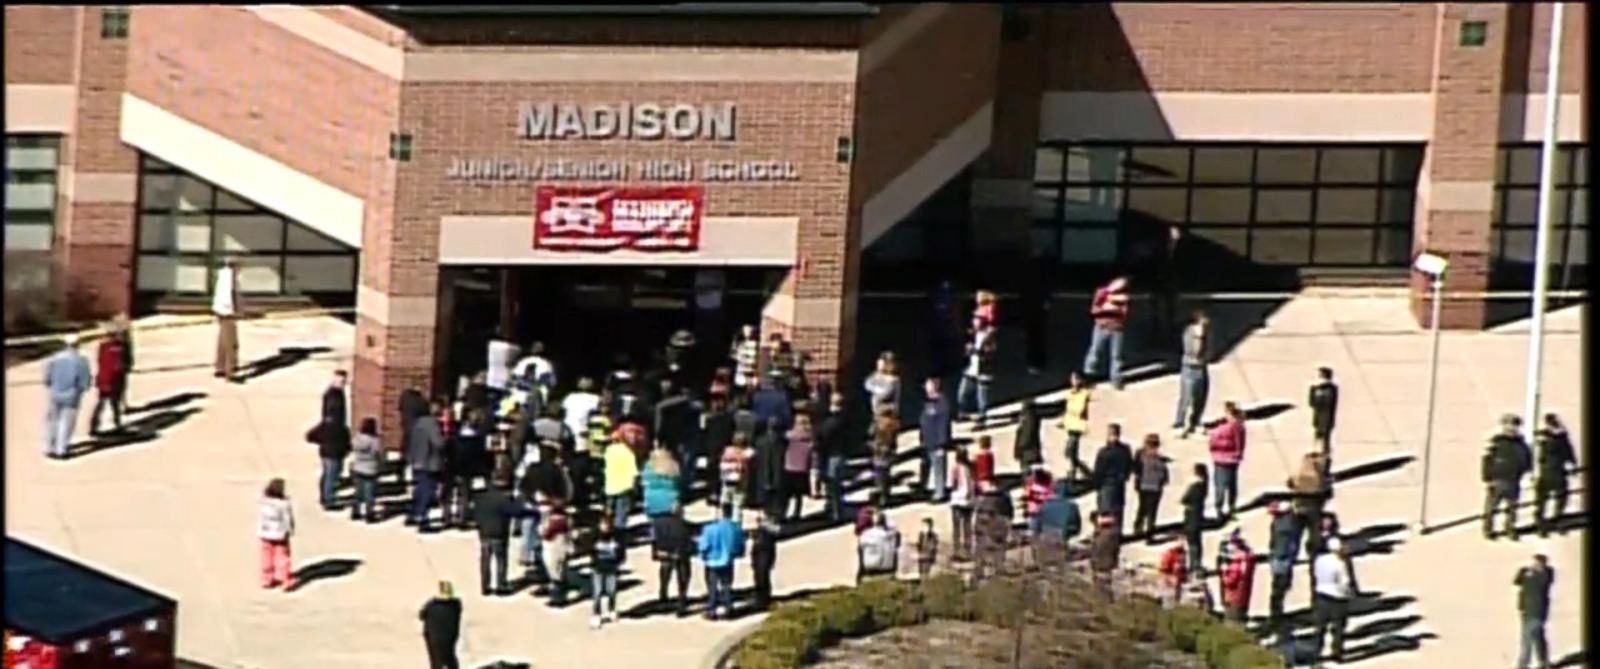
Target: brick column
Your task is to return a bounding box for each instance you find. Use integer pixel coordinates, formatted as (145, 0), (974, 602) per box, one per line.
(60, 6), (139, 320)
(969, 5), (1047, 291)
(761, 210), (858, 387)
(1410, 3), (1511, 329)
(350, 150), (422, 446)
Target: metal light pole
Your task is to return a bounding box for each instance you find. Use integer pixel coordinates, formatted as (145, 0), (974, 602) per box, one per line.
(1414, 253), (1449, 532)
(1522, 1), (1566, 435)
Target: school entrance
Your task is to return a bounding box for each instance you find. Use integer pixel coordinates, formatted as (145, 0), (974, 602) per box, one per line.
(436, 265), (786, 394)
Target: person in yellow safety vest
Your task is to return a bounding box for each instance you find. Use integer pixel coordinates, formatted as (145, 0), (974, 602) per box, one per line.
(604, 433), (640, 528)
(1060, 371), (1093, 481)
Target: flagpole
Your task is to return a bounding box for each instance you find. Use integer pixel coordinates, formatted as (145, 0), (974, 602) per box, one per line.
(1522, 1), (1565, 435)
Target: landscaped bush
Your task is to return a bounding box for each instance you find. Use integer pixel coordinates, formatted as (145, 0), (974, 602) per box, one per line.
(729, 575), (1282, 669)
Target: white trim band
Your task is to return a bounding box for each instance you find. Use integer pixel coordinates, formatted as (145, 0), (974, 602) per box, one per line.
(4, 84), (77, 134)
(1040, 92), (1435, 142)
(860, 101), (993, 247)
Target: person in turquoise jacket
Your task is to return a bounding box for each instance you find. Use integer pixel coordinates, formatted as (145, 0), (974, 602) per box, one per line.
(641, 446), (682, 519)
(698, 504), (746, 620)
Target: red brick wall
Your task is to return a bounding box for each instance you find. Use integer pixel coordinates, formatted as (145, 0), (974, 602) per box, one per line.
(3, 6), (80, 84)
(1523, 2), (1587, 93)
(1047, 3), (1437, 92)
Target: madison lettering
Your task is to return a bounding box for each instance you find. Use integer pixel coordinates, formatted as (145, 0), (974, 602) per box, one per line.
(520, 102), (737, 141)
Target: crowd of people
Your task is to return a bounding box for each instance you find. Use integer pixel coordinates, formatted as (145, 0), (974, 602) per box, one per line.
(27, 267), (1575, 669)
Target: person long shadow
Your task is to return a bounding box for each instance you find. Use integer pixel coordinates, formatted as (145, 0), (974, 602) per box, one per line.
(233, 346), (332, 383)
(1553, 650), (1588, 667)
(1276, 591), (1434, 664)
(66, 406), (204, 459)
(1233, 454), (1417, 516)
(124, 391), (207, 415)
(1421, 489), (1588, 536)
(541, 574), (643, 610)
(285, 557), (362, 593)
(1200, 401), (1296, 429)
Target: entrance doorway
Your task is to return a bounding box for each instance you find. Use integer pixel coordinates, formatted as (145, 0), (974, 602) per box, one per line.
(438, 265), (785, 395)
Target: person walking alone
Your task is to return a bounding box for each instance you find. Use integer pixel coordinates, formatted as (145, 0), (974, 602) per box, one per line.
(1483, 414), (1533, 540)
(89, 324), (129, 436)
(212, 258), (242, 382)
(419, 581), (462, 669)
(42, 334), (91, 459)
(1533, 414), (1577, 537)
(1308, 367), (1339, 451)
(257, 478), (296, 590)
(1091, 422), (1134, 534)
(1082, 276), (1131, 390)
(1131, 434), (1169, 540)
(1208, 402), (1247, 519)
(1061, 372), (1093, 480)
(350, 418), (383, 523)
(651, 503), (695, 616)
(1514, 545), (1555, 669)
(1171, 310), (1209, 439)
(1180, 463), (1209, 575)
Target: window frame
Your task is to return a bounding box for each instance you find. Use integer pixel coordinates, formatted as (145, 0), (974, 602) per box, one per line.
(1489, 143), (1589, 289)
(4, 134), (63, 253)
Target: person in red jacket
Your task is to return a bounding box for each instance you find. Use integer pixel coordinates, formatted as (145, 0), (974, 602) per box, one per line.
(1208, 402), (1248, 519)
(1082, 276), (1131, 390)
(1158, 541), (1189, 608)
(89, 328), (128, 436)
(972, 435), (997, 489)
(1217, 529), (1256, 622)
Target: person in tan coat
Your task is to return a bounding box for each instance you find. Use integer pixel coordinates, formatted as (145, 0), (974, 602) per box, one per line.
(212, 258), (242, 381)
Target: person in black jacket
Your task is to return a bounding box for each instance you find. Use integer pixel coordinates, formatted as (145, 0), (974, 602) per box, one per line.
(749, 510), (781, 611)
(702, 394), (735, 501)
(473, 466), (525, 596)
(814, 392), (850, 521)
(1092, 422), (1134, 534)
(444, 408), (490, 529)
(311, 418), (351, 511)
(322, 370), (349, 428)
(398, 385), (430, 486)
(420, 581), (462, 669)
(1514, 547), (1554, 669)
(651, 503), (695, 616)
(1180, 463), (1209, 574)
(654, 378), (702, 496)
(1013, 399), (1043, 469)
(1483, 414), (1533, 540)
(751, 418), (786, 516)
(1308, 367), (1339, 449)
(1533, 413), (1577, 537)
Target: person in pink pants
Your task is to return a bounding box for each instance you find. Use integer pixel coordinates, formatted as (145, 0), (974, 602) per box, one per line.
(258, 478), (296, 589)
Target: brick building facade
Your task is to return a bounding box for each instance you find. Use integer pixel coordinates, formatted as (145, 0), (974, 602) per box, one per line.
(4, 4), (1589, 438)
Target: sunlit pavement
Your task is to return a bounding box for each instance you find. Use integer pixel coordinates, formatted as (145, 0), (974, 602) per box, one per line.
(3, 294), (1584, 669)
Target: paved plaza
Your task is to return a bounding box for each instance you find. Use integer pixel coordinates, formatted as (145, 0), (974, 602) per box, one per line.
(3, 291), (1586, 669)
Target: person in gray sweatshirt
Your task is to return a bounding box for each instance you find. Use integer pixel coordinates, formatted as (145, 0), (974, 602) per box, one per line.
(350, 417), (384, 523)
(43, 334), (92, 459)
(1171, 310), (1210, 440)
(408, 399), (448, 531)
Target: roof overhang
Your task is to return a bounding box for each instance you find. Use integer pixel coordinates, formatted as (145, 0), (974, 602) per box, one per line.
(365, 4), (879, 18)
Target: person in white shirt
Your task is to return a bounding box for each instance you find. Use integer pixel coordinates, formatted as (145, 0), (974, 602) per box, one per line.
(1311, 537), (1356, 665)
(485, 332), (519, 407)
(512, 341), (557, 404)
(562, 377), (602, 439)
(212, 258), (242, 381)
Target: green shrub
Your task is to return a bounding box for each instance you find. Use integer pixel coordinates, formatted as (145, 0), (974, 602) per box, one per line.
(919, 573), (971, 621)
(1222, 643), (1286, 669)
(733, 619), (814, 669)
(967, 578), (1026, 628)
(1161, 606), (1213, 652)
(1108, 595), (1163, 643)
(811, 589), (872, 637)
(1197, 624), (1256, 668)
(856, 578), (917, 628)
(766, 600), (829, 642)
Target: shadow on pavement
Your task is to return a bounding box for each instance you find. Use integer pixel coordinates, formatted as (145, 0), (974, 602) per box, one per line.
(1553, 650), (1588, 667)
(234, 346), (332, 383)
(286, 557), (362, 593)
(68, 403), (204, 459)
(1422, 491), (1588, 537)
(1275, 591), (1434, 665)
(125, 391), (208, 414)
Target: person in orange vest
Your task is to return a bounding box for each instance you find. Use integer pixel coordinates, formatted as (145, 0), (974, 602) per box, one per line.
(1082, 276), (1131, 390)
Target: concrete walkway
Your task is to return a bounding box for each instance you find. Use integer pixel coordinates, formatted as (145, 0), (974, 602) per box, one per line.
(3, 295), (1585, 669)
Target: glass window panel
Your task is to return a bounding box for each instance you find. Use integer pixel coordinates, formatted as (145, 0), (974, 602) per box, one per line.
(1128, 147), (1190, 183)
(1379, 188), (1417, 224)
(1032, 188), (1060, 220)
(1192, 147), (1253, 183)
(1256, 148), (1317, 184)
(1189, 187), (1252, 224)
(174, 176), (213, 212)
(1190, 227), (1250, 258)
(1060, 227), (1117, 263)
(1571, 188), (1588, 226)
(138, 214), (178, 251)
(1502, 188), (1539, 225)
(213, 189), (262, 213)
(286, 223), (349, 251)
(1126, 186), (1187, 223)
(1031, 225), (1060, 260)
(4, 222), (54, 251)
(1251, 228), (1312, 264)
(1255, 189), (1313, 223)
(216, 214), (285, 252)
(1064, 146), (1126, 183)
(285, 256), (356, 293)
(6, 135), (59, 149)
(6, 146), (58, 170)
(4, 183), (56, 210)
(1063, 185), (1123, 223)
(139, 175), (178, 212)
(1497, 229), (1535, 263)
(1382, 147), (1424, 184)
(136, 255), (210, 293)
(1034, 147), (1065, 182)
(1375, 227), (1414, 265)
(173, 214), (212, 252)
(1573, 147), (1588, 185)
(1318, 148), (1381, 183)
(1315, 188), (1378, 224)
(141, 154), (176, 172)
(1564, 228), (1587, 266)
(1506, 147), (1542, 186)
(233, 256), (284, 294)
(1553, 146), (1576, 185)
(1312, 229), (1375, 265)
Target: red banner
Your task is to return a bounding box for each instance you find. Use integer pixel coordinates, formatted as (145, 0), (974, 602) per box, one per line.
(534, 185), (703, 251)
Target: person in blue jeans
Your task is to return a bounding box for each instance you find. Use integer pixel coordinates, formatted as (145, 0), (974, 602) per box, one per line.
(813, 393), (849, 521)
(919, 378), (952, 502)
(41, 334), (92, 459)
(590, 515), (625, 629)
(698, 504), (746, 620)
(312, 418), (351, 511)
(1172, 310), (1210, 439)
(1083, 276), (1131, 390)
(957, 326), (996, 428)
(407, 400), (448, 532)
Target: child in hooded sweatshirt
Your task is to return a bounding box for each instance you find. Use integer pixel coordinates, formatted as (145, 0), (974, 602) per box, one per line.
(1023, 468), (1055, 535)
(915, 516), (939, 580)
(719, 432), (751, 510)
